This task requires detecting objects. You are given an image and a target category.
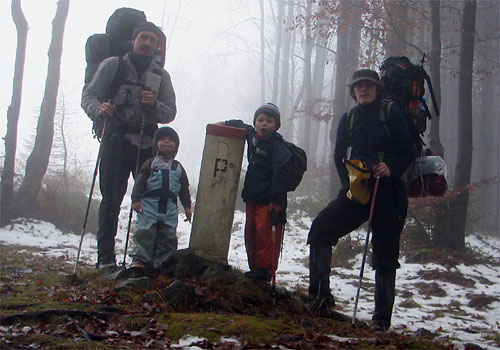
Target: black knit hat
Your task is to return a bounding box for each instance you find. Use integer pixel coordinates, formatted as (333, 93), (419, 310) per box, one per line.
(253, 102), (281, 128)
(152, 126), (180, 156)
(132, 21), (162, 40)
(348, 69), (380, 87)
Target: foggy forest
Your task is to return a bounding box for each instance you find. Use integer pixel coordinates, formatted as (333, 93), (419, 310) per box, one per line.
(2, 0), (498, 248)
(0, 0), (499, 348)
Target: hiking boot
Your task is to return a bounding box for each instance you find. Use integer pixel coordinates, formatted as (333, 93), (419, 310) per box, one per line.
(309, 293), (335, 314)
(244, 268), (272, 282)
(98, 262), (122, 275)
(370, 319), (390, 331)
(131, 259), (146, 270)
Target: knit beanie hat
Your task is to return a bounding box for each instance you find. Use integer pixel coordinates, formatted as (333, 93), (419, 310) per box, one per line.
(152, 126), (180, 156)
(132, 21), (162, 40)
(253, 102), (281, 128)
(348, 69), (380, 87)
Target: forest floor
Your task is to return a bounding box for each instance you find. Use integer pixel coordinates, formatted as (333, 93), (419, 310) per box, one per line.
(1, 213), (499, 349)
(0, 244), (463, 350)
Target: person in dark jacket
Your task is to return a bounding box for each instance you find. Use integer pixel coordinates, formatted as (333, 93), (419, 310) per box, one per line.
(224, 103), (292, 282)
(130, 126), (191, 273)
(307, 69), (413, 330)
(81, 21), (176, 274)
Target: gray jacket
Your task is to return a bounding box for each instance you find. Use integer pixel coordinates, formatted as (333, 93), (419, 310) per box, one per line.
(81, 53), (176, 145)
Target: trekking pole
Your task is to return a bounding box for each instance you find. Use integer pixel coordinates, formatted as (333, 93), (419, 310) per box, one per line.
(122, 112), (147, 267)
(271, 210), (278, 304)
(352, 152), (384, 326)
(72, 118), (108, 281)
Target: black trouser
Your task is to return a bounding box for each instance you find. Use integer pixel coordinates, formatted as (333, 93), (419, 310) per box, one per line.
(308, 178), (407, 325)
(96, 135), (151, 265)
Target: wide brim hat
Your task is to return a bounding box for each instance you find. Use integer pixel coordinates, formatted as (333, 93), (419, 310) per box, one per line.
(348, 69), (380, 87)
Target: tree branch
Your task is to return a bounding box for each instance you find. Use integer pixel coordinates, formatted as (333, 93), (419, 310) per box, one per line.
(383, 0), (424, 56)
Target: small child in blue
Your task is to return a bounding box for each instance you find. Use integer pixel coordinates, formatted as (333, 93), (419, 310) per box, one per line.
(130, 126), (192, 272)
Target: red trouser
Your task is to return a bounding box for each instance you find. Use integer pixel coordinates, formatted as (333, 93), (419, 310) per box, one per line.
(245, 203), (283, 276)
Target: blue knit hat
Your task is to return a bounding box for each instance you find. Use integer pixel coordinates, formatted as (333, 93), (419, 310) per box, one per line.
(254, 102), (281, 128)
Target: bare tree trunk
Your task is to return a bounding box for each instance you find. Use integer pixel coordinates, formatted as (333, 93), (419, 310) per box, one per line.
(300, 1), (313, 152)
(428, 0), (444, 158)
(278, 0), (294, 139)
(384, 0), (408, 57)
(444, 0), (476, 251)
(288, 22), (298, 141)
(259, 0), (266, 103)
(473, 0), (499, 233)
(427, 0), (452, 248)
(272, 0), (285, 103)
(329, 1), (351, 198)
(16, 0), (70, 211)
(309, 34), (328, 163)
(55, 91), (69, 192)
(345, 1), (363, 82)
(1, 0), (28, 225)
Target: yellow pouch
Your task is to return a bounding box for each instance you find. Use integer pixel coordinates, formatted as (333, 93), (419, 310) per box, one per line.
(345, 159), (372, 204)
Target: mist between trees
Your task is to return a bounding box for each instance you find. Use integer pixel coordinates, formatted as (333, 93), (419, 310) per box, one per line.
(1, 0), (499, 251)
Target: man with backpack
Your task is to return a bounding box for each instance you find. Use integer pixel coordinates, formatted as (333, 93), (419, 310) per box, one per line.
(81, 21), (176, 274)
(307, 69), (413, 330)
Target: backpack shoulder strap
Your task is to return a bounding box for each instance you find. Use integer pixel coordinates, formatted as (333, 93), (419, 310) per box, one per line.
(346, 105), (358, 145)
(108, 55), (126, 100)
(379, 101), (394, 137)
(171, 159), (180, 172)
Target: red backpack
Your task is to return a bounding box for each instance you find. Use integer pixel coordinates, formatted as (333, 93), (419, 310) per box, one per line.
(379, 56), (446, 197)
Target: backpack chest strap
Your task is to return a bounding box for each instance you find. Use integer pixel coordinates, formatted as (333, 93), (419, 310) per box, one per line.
(142, 161), (180, 213)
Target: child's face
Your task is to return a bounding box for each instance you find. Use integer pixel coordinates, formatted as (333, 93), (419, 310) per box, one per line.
(254, 113), (278, 138)
(157, 136), (176, 156)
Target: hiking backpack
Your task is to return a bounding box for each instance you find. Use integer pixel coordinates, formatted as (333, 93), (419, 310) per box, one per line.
(83, 7), (167, 138)
(346, 56), (447, 197)
(282, 140), (307, 192)
(84, 8), (146, 89)
(83, 7), (167, 89)
(379, 56), (447, 197)
(379, 56), (440, 154)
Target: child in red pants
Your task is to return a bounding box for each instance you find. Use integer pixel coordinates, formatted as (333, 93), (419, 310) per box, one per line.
(224, 103), (292, 282)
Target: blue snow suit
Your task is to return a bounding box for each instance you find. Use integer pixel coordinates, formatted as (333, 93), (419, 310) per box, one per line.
(130, 156), (191, 268)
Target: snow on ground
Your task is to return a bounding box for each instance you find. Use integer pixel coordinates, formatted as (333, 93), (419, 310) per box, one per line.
(1, 209), (499, 349)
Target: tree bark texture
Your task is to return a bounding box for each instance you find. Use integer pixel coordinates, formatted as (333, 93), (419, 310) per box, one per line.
(329, 1), (351, 198)
(16, 0), (70, 210)
(472, 0), (499, 233)
(278, 0), (294, 139)
(345, 0), (363, 91)
(428, 0), (444, 158)
(448, 0), (476, 251)
(384, 0), (408, 57)
(1, 0), (28, 225)
(427, 0), (451, 249)
(309, 34), (328, 163)
(272, 0), (284, 103)
(300, 1), (313, 154)
(259, 0), (266, 103)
